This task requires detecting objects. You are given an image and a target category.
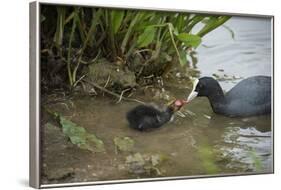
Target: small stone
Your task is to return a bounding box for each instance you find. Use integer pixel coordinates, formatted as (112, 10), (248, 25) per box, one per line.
(118, 164), (125, 170)
(171, 152), (178, 157)
(81, 168), (87, 173)
(92, 173), (97, 177)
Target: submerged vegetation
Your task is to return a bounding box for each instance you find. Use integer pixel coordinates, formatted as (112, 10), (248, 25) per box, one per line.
(41, 5), (230, 93)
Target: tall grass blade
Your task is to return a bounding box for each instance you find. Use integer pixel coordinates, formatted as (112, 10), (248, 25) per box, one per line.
(121, 12), (144, 54)
(111, 10), (125, 34)
(66, 12), (77, 86)
(197, 16), (231, 37)
(54, 7), (66, 48)
(72, 9), (103, 84)
(137, 26), (156, 48)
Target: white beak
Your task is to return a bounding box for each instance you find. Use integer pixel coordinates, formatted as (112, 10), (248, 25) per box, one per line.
(187, 78), (199, 102)
(187, 91), (198, 102)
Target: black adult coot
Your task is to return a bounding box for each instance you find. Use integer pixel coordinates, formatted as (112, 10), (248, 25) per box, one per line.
(126, 100), (187, 131)
(187, 76), (271, 117)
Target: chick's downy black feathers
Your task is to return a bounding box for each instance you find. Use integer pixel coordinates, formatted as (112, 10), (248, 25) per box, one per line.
(126, 105), (174, 131)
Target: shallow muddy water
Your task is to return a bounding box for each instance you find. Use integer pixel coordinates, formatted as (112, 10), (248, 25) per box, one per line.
(41, 16), (273, 184)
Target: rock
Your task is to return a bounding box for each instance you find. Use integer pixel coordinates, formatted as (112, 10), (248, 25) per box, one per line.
(128, 51), (172, 77)
(85, 59), (137, 90)
(151, 154), (162, 166)
(125, 153), (146, 175)
(170, 152), (178, 157)
(45, 167), (74, 180)
(42, 123), (76, 181)
(125, 153), (167, 176)
(114, 136), (135, 152)
(118, 164), (126, 170)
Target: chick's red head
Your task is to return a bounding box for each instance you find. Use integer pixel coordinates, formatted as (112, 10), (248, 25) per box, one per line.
(169, 99), (188, 112)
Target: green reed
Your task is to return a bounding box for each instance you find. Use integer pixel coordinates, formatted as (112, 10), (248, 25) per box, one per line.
(41, 5), (230, 87)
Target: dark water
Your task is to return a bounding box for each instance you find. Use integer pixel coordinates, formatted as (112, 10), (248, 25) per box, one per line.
(42, 16), (273, 184)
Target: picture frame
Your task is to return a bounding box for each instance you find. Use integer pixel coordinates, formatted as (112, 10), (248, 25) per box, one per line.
(30, 1), (274, 188)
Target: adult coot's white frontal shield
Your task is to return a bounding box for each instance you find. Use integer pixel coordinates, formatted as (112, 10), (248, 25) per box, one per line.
(187, 78), (199, 102)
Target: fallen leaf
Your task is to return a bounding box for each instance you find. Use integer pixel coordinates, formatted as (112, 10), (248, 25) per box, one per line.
(59, 116), (105, 153)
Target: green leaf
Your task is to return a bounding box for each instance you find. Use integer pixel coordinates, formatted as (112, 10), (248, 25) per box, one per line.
(137, 26), (156, 48)
(175, 15), (185, 32)
(201, 16), (218, 25)
(114, 136), (135, 152)
(197, 16), (231, 37)
(111, 10), (125, 34)
(179, 50), (187, 66)
(186, 15), (205, 32)
(59, 116), (105, 153)
(177, 33), (202, 48)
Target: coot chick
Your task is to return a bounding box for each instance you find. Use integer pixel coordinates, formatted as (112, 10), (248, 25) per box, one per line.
(126, 100), (187, 131)
(187, 76), (271, 117)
